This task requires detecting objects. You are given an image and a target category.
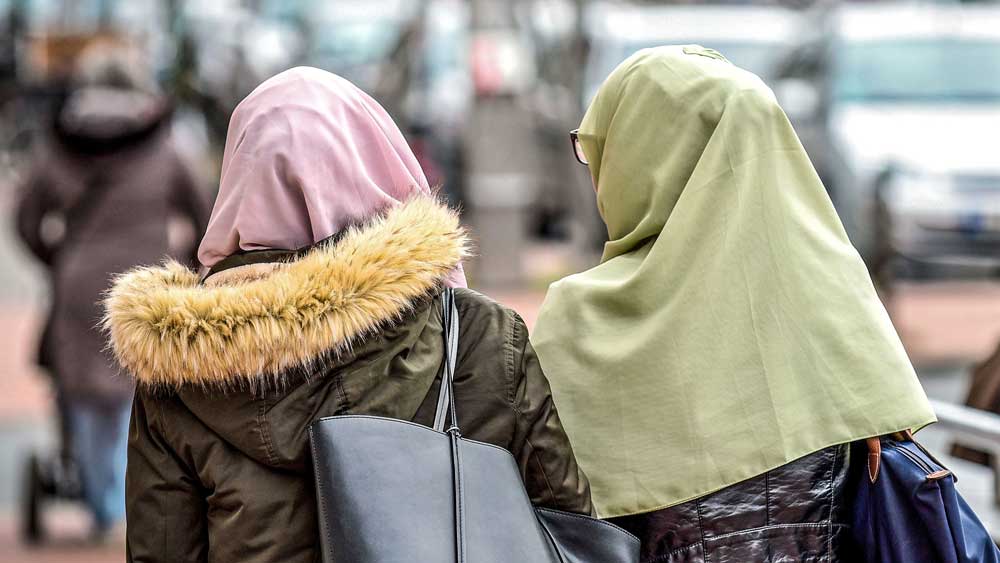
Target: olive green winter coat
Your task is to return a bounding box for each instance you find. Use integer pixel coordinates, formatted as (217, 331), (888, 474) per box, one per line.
(105, 197), (592, 563)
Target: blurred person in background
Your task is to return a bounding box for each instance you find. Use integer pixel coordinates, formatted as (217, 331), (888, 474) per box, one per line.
(15, 43), (208, 541)
(104, 67), (590, 563)
(531, 46), (935, 562)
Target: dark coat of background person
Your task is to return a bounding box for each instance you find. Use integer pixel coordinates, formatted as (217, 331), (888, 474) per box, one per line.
(953, 339), (1000, 464)
(107, 198), (593, 563)
(16, 105), (209, 407)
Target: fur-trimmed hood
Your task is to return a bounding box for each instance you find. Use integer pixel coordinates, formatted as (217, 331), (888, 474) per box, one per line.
(104, 196), (468, 389)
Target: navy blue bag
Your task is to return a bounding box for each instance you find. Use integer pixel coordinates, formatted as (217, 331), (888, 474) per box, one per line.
(853, 435), (1000, 562)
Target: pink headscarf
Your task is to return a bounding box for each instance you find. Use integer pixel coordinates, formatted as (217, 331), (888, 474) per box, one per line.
(198, 66), (466, 287)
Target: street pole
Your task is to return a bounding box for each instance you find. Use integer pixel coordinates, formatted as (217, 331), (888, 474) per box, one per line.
(463, 0), (535, 289)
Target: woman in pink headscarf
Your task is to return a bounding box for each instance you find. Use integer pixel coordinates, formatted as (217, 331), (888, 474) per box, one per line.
(105, 67), (591, 563)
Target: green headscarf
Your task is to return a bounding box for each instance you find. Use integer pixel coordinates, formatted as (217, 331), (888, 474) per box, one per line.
(532, 46), (935, 518)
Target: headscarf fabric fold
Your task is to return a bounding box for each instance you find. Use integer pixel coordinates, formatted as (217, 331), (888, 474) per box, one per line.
(198, 66), (466, 287)
(532, 46), (934, 518)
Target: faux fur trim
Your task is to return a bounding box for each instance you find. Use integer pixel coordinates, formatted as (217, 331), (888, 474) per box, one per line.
(104, 196), (468, 389)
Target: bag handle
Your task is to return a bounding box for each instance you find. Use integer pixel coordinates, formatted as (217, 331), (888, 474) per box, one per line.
(432, 289), (461, 434)
(866, 430), (913, 483)
(866, 430), (953, 484)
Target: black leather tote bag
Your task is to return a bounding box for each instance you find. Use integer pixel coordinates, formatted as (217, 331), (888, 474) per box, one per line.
(309, 289), (640, 563)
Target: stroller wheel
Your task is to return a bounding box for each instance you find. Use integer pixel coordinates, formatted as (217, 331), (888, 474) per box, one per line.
(21, 454), (45, 544)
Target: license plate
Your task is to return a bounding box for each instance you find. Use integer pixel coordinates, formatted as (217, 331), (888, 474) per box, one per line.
(957, 212), (985, 236)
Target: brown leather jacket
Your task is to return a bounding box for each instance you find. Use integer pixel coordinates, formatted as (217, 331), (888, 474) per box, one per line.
(106, 197), (591, 563)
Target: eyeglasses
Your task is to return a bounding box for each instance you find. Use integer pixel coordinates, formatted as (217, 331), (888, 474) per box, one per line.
(569, 129), (588, 165)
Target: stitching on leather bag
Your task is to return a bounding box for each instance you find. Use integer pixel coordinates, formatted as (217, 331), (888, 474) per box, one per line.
(866, 438), (881, 483)
(652, 541), (699, 562)
(764, 471), (770, 527)
(651, 523), (844, 563)
(536, 513), (571, 563)
(454, 436), (467, 563)
(694, 498), (708, 558)
(708, 522), (833, 542)
(826, 445), (839, 563)
(308, 427), (332, 558)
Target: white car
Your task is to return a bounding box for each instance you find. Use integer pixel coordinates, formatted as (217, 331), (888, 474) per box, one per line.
(774, 2), (1000, 272)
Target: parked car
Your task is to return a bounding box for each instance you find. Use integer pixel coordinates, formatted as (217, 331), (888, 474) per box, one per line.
(773, 2), (1000, 276)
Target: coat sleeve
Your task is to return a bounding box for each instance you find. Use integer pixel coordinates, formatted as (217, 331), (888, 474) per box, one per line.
(126, 392), (209, 563)
(509, 312), (594, 515)
(15, 164), (58, 265)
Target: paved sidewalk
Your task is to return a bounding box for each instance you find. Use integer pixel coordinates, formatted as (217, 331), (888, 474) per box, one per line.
(890, 281), (1000, 366)
(0, 510), (123, 563)
(0, 306), (51, 426)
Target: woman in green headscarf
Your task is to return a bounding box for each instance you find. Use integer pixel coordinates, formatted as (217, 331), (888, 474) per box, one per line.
(531, 46), (935, 562)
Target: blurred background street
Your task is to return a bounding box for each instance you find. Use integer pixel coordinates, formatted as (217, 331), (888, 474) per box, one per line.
(0, 0), (999, 561)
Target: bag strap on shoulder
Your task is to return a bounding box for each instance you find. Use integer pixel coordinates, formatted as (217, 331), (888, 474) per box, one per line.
(432, 288), (461, 434)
